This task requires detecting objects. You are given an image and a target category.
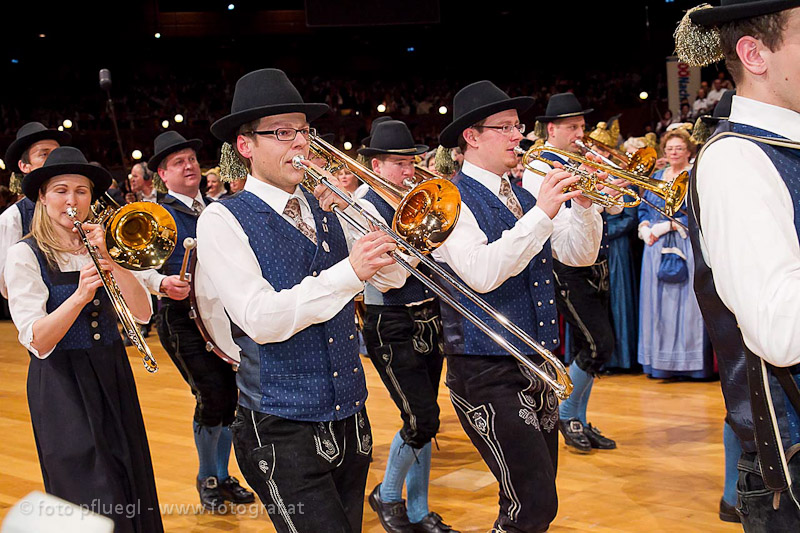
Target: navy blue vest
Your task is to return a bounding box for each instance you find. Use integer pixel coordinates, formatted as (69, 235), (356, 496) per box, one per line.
(17, 197), (35, 236)
(22, 238), (119, 351)
(158, 194), (211, 278)
(689, 121), (800, 453)
(441, 172), (559, 357)
(362, 189), (432, 306)
(221, 190), (366, 422)
(540, 149), (609, 257)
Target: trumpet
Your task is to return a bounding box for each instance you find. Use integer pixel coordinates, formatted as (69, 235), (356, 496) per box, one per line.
(516, 144), (689, 217)
(578, 135), (658, 177)
(514, 146), (641, 210)
(67, 200), (177, 373)
(295, 135), (574, 400)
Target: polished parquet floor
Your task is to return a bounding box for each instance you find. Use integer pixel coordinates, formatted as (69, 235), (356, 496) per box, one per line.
(0, 321), (741, 532)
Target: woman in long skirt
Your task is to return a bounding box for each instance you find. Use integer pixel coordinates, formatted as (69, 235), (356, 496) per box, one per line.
(637, 129), (711, 378)
(5, 147), (164, 532)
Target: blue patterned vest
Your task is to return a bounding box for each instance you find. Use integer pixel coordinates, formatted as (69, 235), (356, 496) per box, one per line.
(158, 194), (209, 278)
(362, 189), (433, 306)
(22, 238), (119, 351)
(440, 172), (559, 357)
(540, 149), (609, 257)
(18, 197), (36, 236)
(689, 121), (800, 453)
(221, 190), (366, 422)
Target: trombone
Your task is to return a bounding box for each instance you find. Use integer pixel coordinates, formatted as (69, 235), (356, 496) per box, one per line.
(296, 135), (574, 400)
(516, 144), (689, 217)
(67, 198), (177, 373)
(579, 135), (658, 177)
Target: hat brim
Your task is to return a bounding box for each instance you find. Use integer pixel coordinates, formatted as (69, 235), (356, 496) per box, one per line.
(357, 144), (429, 158)
(439, 96), (535, 149)
(210, 103), (330, 143)
(690, 0), (800, 26)
(5, 130), (72, 173)
(147, 139), (203, 172)
(535, 108), (594, 122)
(23, 163), (112, 202)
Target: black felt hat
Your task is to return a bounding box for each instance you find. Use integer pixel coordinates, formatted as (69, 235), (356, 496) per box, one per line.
(361, 116), (394, 146)
(702, 90), (736, 125)
(22, 146), (111, 202)
(147, 131), (203, 172)
(357, 120), (429, 157)
(535, 93), (594, 122)
(439, 81), (535, 149)
(690, 0), (800, 26)
(5, 122), (71, 173)
(211, 68), (329, 143)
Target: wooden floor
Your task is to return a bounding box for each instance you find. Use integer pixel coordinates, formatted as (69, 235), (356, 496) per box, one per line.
(0, 320), (742, 532)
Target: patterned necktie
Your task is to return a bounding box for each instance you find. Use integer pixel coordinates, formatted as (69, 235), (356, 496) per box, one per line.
(283, 197), (317, 244)
(499, 177), (523, 220)
(191, 198), (204, 215)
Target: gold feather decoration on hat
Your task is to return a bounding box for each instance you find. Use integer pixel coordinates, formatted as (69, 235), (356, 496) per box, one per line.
(690, 117), (713, 144)
(434, 145), (457, 178)
(533, 120), (548, 140)
(219, 142), (247, 183)
(151, 172), (169, 194)
(674, 4), (724, 67)
(9, 172), (23, 195)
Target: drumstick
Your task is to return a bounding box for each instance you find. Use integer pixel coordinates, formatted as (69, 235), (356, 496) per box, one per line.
(179, 237), (196, 281)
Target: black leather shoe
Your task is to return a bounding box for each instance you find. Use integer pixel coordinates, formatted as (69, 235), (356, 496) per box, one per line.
(368, 483), (415, 533)
(719, 498), (741, 523)
(196, 476), (225, 511)
(412, 512), (460, 532)
(219, 476), (255, 504)
(558, 418), (592, 453)
(584, 423), (617, 450)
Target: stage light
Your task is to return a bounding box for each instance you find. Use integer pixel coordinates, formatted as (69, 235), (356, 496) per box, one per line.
(161, 120), (169, 128)
(639, 91), (649, 100)
(407, 47), (415, 52)
(377, 104), (386, 113)
(38, 34), (46, 38)
(132, 150), (143, 160)
(343, 141), (353, 150)
(58, 126), (64, 131)
(0, 159), (5, 170)
(62, 119), (73, 129)
(154, 32), (161, 39)
(438, 106), (447, 115)
(228, 3), (235, 10)
(11, 59), (19, 64)
(174, 114), (184, 123)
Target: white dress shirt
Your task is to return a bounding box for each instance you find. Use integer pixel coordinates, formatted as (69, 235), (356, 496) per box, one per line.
(5, 243), (152, 358)
(140, 188), (158, 203)
(196, 175), (406, 344)
(0, 202), (24, 298)
(695, 95), (800, 367)
(431, 160), (600, 295)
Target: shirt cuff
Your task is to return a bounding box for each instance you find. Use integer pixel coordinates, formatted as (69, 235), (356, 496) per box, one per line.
(572, 202), (600, 224)
(22, 326), (54, 359)
(331, 257), (366, 296)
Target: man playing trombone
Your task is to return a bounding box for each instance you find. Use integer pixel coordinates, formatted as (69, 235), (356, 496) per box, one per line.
(198, 68), (406, 533)
(434, 80), (602, 533)
(523, 93), (618, 453)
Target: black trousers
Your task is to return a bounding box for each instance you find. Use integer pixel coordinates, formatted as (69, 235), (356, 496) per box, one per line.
(737, 451), (800, 532)
(446, 354), (559, 533)
(231, 405), (373, 533)
(553, 258), (615, 375)
(363, 299), (443, 448)
(156, 301), (238, 426)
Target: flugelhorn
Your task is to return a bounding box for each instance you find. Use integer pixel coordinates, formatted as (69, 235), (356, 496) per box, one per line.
(294, 136), (573, 400)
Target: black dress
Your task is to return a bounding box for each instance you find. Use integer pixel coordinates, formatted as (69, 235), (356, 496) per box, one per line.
(22, 239), (163, 532)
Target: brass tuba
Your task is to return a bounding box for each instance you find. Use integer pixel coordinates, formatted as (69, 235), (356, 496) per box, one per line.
(296, 134), (574, 400)
(69, 196), (177, 372)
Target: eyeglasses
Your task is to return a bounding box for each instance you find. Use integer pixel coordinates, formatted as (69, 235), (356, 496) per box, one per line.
(247, 127), (316, 142)
(665, 146), (687, 153)
(476, 123), (526, 135)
